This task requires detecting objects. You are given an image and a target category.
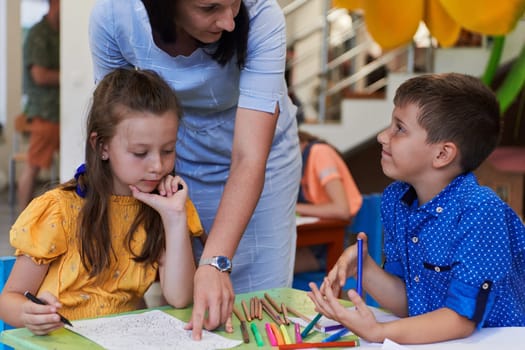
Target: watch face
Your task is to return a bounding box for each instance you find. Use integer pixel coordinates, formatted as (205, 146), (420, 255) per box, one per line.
(217, 256), (231, 270)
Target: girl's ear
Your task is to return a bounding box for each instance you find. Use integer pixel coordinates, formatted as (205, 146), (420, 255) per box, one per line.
(433, 141), (458, 168)
(89, 132), (109, 159)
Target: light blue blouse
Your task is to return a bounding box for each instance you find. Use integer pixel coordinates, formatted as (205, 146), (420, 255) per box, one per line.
(89, 0), (301, 292)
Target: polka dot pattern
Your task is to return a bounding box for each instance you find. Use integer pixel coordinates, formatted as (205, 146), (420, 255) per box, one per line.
(381, 173), (525, 327)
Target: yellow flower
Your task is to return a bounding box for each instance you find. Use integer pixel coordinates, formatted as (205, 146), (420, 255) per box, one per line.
(334, 0), (525, 50)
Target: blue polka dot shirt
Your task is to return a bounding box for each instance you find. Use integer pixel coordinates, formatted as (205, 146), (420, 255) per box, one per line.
(382, 172), (525, 328)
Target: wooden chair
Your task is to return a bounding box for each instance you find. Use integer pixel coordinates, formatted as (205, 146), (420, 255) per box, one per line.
(1, 256), (16, 346)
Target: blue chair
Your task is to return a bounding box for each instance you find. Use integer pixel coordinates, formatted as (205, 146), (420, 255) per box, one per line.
(293, 193), (383, 308)
(1, 256), (16, 350)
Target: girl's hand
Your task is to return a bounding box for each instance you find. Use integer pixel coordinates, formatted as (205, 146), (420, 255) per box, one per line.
(322, 232), (370, 295)
(130, 175), (187, 218)
(22, 291), (64, 335)
(308, 279), (384, 343)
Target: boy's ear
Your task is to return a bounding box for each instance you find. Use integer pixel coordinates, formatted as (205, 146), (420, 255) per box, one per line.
(433, 141), (458, 168)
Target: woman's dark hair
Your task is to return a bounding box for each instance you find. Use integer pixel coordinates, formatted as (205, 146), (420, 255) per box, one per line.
(141, 0), (249, 68)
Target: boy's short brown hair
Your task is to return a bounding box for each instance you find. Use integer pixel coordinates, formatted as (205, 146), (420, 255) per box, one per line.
(394, 73), (501, 172)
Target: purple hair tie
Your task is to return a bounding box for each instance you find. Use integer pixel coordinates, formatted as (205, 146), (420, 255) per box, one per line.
(74, 163), (87, 198)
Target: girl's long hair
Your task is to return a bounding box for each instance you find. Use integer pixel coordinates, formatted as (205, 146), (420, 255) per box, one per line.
(141, 0), (249, 68)
(62, 68), (182, 277)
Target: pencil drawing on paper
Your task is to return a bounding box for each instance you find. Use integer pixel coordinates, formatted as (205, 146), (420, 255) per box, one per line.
(66, 310), (242, 350)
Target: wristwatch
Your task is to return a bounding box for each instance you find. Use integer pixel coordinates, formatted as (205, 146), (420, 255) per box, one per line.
(199, 256), (233, 273)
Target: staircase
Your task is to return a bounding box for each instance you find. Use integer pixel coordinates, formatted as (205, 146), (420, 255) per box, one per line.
(280, 0), (494, 153)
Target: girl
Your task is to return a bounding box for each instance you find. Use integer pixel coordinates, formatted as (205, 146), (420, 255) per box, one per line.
(0, 68), (202, 335)
(295, 130), (363, 273)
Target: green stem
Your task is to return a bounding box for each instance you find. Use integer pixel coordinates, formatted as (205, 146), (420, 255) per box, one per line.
(496, 43), (525, 114)
(481, 36), (506, 85)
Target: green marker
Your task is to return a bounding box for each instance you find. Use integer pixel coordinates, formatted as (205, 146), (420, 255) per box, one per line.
(250, 322), (264, 347)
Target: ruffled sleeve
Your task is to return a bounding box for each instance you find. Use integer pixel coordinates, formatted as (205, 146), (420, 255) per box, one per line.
(10, 190), (71, 265)
(186, 198), (204, 237)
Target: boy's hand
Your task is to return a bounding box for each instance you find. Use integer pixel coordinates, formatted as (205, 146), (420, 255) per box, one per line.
(323, 232), (370, 294)
(22, 291), (64, 335)
(308, 279), (384, 343)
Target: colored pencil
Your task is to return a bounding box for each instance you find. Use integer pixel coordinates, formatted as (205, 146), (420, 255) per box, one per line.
(241, 299), (251, 322)
(265, 323), (278, 346)
(232, 304), (250, 343)
(261, 298), (284, 325)
(250, 322), (265, 347)
(280, 324), (292, 344)
(24, 291), (73, 327)
(294, 323), (303, 343)
(286, 306), (321, 329)
(278, 340), (359, 349)
(321, 327), (350, 343)
(270, 322), (284, 345)
(281, 302), (290, 325)
(264, 292), (282, 313)
(300, 312), (322, 338)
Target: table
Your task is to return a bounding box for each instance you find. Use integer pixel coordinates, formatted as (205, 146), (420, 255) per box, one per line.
(296, 218), (349, 271)
(2, 287), (524, 350)
(0, 288), (354, 350)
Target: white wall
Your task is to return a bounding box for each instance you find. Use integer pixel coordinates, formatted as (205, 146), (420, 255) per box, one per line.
(60, 0), (95, 181)
(0, 0), (22, 185)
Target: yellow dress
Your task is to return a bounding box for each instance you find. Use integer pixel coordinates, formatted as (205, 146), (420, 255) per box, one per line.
(10, 188), (203, 320)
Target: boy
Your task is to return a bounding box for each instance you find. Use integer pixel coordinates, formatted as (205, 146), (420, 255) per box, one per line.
(308, 73), (525, 344)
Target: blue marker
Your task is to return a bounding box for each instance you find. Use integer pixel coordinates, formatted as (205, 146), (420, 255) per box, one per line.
(357, 238), (363, 297)
(321, 327), (350, 342)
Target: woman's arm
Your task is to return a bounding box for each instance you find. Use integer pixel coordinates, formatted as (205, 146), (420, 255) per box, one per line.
(189, 106), (278, 339)
(0, 255), (63, 334)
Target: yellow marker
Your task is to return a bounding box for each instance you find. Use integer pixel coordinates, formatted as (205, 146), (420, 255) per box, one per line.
(280, 324), (292, 344)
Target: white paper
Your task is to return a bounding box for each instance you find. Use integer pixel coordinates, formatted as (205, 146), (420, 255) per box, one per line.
(296, 216), (320, 226)
(66, 310), (242, 350)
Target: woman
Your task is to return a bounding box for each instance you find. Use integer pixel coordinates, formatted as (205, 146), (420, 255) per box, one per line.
(89, 0), (301, 339)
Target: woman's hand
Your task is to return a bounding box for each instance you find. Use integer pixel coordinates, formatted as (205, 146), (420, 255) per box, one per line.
(22, 291), (65, 335)
(322, 232), (370, 296)
(185, 267), (234, 340)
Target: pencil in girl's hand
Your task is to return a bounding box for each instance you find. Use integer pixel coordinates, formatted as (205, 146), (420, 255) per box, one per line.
(24, 291), (73, 327)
